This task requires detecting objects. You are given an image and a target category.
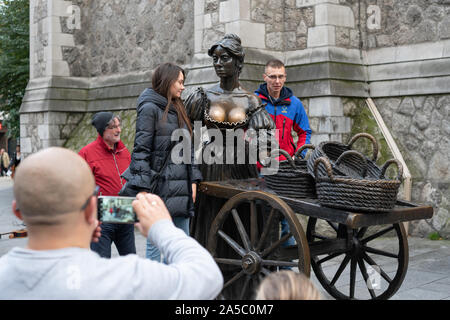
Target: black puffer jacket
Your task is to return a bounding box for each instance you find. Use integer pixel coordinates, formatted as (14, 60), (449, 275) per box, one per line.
(123, 88), (202, 218)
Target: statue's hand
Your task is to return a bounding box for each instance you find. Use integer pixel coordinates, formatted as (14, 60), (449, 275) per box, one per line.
(248, 107), (276, 131)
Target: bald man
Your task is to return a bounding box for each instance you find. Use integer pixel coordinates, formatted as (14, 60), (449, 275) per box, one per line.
(0, 147), (223, 299)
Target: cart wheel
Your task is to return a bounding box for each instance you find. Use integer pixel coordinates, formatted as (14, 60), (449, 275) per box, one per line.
(306, 218), (408, 300)
(207, 191), (310, 300)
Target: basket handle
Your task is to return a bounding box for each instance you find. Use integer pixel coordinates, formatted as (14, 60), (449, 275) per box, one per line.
(265, 148), (296, 169)
(380, 159), (403, 181)
(294, 144), (315, 160)
(335, 150), (368, 178)
(314, 157), (335, 181)
(347, 133), (379, 162)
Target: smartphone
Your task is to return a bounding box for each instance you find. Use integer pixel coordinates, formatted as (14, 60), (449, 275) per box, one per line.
(97, 196), (138, 224)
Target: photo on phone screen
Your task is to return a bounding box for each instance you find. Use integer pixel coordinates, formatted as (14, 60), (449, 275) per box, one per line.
(98, 196), (138, 224)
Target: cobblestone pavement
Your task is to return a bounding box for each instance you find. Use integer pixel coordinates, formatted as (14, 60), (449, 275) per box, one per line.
(1, 176), (448, 300)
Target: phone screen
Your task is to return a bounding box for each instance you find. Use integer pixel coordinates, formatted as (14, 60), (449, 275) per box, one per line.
(98, 196), (138, 224)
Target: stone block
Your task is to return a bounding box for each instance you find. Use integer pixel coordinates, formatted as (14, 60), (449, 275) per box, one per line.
(46, 60), (70, 77)
(204, 13), (212, 29)
(310, 134), (329, 146)
(194, 0), (205, 16)
(296, 0), (338, 8)
(266, 32), (283, 50)
(398, 97), (415, 116)
(20, 114), (30, 125)
(368, 58), (450, 82)
(318, 116), (351, 133)
(225, 21), (265, 49)
(369, 76), (450, 97)
(309, 97), (343, 117)
(329, 134), (342, 142)
(21, 138), (32, 154)
(49, 32), (74, 47)
(51, 0), (72, 17)
(44, 44), (65, 62)
(219, 0), (238, 23)
(315, 4), (355, 28)
(238, 0), (251, 21)
(194, 14), (204, 31)
(307, 26), (335, 47)
(46, 112), (68, 125)
(309, 117), (319, 132)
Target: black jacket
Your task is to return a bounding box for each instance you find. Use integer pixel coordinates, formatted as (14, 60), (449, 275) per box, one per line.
(123, 88), (202, 218)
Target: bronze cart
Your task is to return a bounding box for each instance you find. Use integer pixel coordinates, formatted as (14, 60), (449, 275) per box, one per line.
(199, 178), (434, 300)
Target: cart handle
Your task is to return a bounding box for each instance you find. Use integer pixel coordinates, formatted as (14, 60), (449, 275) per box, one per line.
(314, 157), (335, 181)
(334, 150), (368, 178)
(347, 133), (379, 162)
(380, 159), (403, 181)
(293, 144), (315, 160)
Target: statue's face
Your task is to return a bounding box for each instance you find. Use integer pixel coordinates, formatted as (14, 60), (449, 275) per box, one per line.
(212, 45), (237, 78)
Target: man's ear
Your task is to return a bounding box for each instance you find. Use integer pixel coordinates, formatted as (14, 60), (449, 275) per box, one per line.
(83, 196), (98, 225)
(12, 200), (23, 221)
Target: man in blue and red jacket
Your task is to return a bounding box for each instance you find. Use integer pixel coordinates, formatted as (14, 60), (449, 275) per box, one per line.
(255, 59), (312, 160)
(255, 59), (312, 253)
(79, 112), (134, 258)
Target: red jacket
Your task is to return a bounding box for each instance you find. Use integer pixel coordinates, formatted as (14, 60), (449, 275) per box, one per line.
(79, 135), (131, 196)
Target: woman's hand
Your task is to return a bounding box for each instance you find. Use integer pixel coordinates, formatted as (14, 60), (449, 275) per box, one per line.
(192, 183), (197, 203)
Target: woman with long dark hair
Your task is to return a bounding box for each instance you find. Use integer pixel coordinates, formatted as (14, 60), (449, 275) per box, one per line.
(121, 62), (202, 262)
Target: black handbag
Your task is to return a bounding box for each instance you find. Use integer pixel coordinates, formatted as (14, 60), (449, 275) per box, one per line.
(119, 141), (176, 197)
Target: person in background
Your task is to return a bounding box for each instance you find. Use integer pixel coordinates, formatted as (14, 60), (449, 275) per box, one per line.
(120, 62), (202, 262)
(79, 112), (134, 258)
(255, 59), (311, 159)
(255, 59), (312, 250)
(255, 270), (322, 300)
(0, 148), (10, 176)
(0, 147), (223, 299)
(9, 145), (21, 179)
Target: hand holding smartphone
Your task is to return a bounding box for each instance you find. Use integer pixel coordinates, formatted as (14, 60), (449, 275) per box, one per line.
(98, 196), (138, 224)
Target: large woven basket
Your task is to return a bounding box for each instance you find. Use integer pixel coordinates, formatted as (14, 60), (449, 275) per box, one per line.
(314, 151), (403, 213)
(307, 133), (382, 179)
(263, 146), (316, 199)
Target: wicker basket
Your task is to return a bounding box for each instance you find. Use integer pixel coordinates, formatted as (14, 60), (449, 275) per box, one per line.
(263, 146), (316, 199)
(314, 152), (403, 213)
(307, 133), (382, 179)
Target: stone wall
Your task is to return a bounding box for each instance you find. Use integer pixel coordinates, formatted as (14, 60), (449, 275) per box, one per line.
(62, 0), (194, 77)
(374, 95), (450, 238)
(20, 111), (84, 153)
(250, 0), (316, 51)
(361, 0), (450, 49)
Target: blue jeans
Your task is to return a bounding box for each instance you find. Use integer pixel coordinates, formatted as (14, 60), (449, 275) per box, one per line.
(146, 217), (190, 263)
(280, 218), (296, 270)
(281, 217), (296, 248)
(91, 223), (136, 258)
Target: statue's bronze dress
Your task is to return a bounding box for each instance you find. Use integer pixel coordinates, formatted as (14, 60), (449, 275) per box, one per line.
(185, 83), (275, 299)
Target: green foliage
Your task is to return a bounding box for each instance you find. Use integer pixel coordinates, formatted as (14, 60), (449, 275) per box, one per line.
(0, 0), (29, 138)
(428, 232), (443, 241)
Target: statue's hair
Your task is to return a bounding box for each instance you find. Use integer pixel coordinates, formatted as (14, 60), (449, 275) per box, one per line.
(255, 271), (322, 300)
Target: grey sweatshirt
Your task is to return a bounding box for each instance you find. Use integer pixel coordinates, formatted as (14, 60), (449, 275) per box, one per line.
(0, 220), (223, 299)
